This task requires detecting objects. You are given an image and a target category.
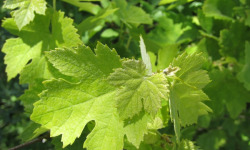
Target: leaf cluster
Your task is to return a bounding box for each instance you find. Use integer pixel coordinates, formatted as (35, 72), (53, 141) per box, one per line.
(1, 0), (250, 150)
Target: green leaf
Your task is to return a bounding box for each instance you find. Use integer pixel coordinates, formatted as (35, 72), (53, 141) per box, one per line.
(202, 0), (235, 21)
(108, 59), (169, 120)
(31, 44), (123, 149)
(140, 36), (152, 74)
(3, 0), (47, 30)
(159, 0), (178, 5)
(197, 38), (221, 60)
(2, 9), (82, 82)
(2, 38), (41, 81)
(219, 22), (247, 58)
(52, 131), (89, 150)
(237, 42), (250, 90)
(61, 0), (101, 15)
(31, 79), (124, 149)
(77, 7), (118, 36)
(19, 122), (47, 142)
(178, 139), (200, 150)
(169, 53), (212, 142)
(101, 29), (119, 38)
(146, 16), (184, 52)
(205, 69), (250, 118)
(197, 9), (213, 33)
(114, 0), (152, 26)
(46, 43), (121, 79)
(172, 53), (206, 81)
(124, 112), (151, 148)
(245, 9), (250, 27)
(19, 79), (45, 114)
(197, 130), (226, 150)
(157, 44), (179, 70)
(148, 51), (157, 72)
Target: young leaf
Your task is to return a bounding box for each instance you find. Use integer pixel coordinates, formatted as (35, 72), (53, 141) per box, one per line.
(2, 9), (82, 82)
(31, 44), (123, 149)
(169, 53), (212, 142)
(108, 59), (169, 120)
(124, 112), (151, 148)
(178, 139), (200, 150)
(3, 0), (47, 30)
(46, 43), (121, 79)
(140, 36), (152, 74)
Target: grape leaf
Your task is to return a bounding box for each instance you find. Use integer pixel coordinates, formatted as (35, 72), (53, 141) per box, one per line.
(159, 0), (178, 5)
(31, 44), (124, 149)
(203, 0), (235, 21)
(197, 130), (226, 150)
(205, 69), (250, 118)
(45, 43), (121, 79)
(169, 53), (212, 142)
(198, 9), (213, 34)
(77, 6), (118, 36)
(2, 9), (82, 82)
(157, 44), (179, 70)
(124, 112), (151, 148)
(19, 122), (47, 142)
(178, 139), (200, 150)
(140, 36), (152, 74)
(146, 16), (184, 52)
(61, 0), (101, 15)
(237, 42), (250, 90)
(3, 0), (47, 30)
(101, 29), (119, 38)
(114, 0), (152, 26)
(52, 131), (89, 150)
(245, 9), (250, 27)
(219, 22), (247, 58)
(108, 59), (169, 120)
(19, 79), (45, 114)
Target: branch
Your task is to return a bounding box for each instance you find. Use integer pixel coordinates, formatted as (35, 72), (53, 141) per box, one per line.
(9, 133), (50, 150)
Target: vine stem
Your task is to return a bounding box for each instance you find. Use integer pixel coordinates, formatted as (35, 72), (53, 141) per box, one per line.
(8, 133), (50, 150)
(53, 0), (56, 10)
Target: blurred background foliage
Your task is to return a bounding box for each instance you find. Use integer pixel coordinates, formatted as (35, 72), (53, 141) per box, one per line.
(1, 0), (250, 149)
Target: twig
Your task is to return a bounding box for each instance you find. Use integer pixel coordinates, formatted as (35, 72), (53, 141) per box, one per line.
(9, 133), (50, 150)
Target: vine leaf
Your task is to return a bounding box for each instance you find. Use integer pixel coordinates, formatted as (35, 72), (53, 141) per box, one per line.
(61, 0), (101, 15)
(2, 9), (82, 82)
(3, 0), (47, 30)
(169, 53), (212, 142)
(45, 43), (121, 79)
(31, 44), (124, 149)
(108, 59), (169, 120)
(114, 0), (152, 26)
(206, 69), (250, 118)
(140, 36), (152, 74)
(237, 42), (250, 90)
(124, 112), (151, 148)
(108, 59), (168, 147)
(202, 0), (235, 21)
